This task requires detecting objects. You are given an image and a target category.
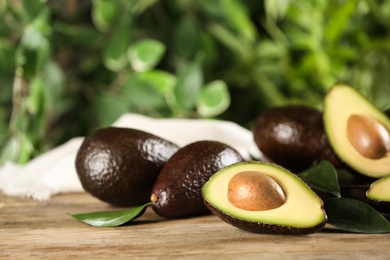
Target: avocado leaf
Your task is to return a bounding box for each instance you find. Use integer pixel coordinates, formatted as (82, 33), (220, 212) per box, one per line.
(69, 202), (152, 227)
(324, 197), (390, 233)
(298, 160), (341, 197)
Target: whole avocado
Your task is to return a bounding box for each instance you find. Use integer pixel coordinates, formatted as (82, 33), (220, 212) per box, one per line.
(253, 105), (342, 172)
(151, 140), (244, 218)
(75, 127), (179, 207)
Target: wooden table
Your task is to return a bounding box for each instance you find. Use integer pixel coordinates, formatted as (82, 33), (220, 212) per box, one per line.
(1, 192), (389, 259)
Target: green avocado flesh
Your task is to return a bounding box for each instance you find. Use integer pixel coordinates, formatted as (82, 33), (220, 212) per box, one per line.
(323, 84), (390, 178)
(202, 161), (327, 235)
(367, 175), (390, 202)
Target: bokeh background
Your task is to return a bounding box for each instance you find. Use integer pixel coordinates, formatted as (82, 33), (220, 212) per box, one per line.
(1, 0), (390, 165)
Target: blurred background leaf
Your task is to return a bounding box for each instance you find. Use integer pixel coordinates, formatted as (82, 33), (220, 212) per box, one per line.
(0, 0), (389, 165)
(128, 39), (166, 72)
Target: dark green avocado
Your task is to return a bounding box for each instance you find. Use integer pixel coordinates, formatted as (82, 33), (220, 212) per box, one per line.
(150, 140), (244, 219)
(253, 105), (342, 172)
(202, 161), (327, 235)
(75, 127), (179, 207)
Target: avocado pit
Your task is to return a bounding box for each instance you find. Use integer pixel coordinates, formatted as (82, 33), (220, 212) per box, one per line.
(227, 171), (286, 211)
(347, 114), (390, 159)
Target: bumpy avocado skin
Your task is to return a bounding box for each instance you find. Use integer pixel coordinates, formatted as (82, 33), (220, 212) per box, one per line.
(151, 141), (244, 219)
(75, 127), (179, 207)
(253, 105), (342, 172)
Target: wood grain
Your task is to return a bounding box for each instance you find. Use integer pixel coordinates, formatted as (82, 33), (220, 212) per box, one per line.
(1, 192), (389, 259)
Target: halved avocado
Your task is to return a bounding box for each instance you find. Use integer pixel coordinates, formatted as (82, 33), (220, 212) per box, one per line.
(323, 84), (390, 178)
(366, 175), (390, 213)
(202, 161), (327, 235)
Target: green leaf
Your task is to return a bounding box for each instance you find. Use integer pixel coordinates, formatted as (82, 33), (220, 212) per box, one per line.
(173, 16), (200, 60)
(324, 197), (390, 233)
(173, 54), (204, 111)
(0, 137), (22, 166)
(94, 93), (129, 127)
(53, 23), (101, 45)
(25, 76), (45, 115)
(122, 74), (167, 110)
(0, 38), (15, 74)
(92, 0), (121, 32)
(208, 22), (248, 58)
(130, 0), (159, 15)
(298, 160), (341, 198)
(197, 80), (230, 117)
(41, 60), (64, 107)
(265, 0), (291, 21)
(325, 1), (355, 44)
(22, 0), (46, 21)
(103, 21), (131, 71)
(19, 133), (34, 164)
(128, 39), (165, 72)
(221, 0), (256, 43)
(69, 202), (152, 227)
(15, 10), (51, 78)
(135, 70), (176, 94)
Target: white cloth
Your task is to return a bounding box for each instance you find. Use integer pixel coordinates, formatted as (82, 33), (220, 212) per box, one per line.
(0, 113), (264, 201)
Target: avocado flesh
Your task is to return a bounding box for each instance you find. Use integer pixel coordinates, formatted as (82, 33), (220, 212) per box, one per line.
(202, 161), (327, 234)
(364, 175), (390, 213)
(323, 84), (390, 178)
(367, 175), (390, 202)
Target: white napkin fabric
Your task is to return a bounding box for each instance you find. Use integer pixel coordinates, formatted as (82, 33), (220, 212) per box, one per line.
(0, 113), (264, 201)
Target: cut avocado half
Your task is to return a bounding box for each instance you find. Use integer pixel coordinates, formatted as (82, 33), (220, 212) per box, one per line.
(366, 175), (390, 213)
(367, 175), (390, 201)
(202, 161), (327, 235)
(323, 84), (390, 178)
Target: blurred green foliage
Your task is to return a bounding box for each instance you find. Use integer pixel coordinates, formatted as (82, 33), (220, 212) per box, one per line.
(0, 0), (389, 165)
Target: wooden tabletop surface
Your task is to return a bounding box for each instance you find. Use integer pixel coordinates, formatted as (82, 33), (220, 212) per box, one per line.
(1, 191), (389, 259)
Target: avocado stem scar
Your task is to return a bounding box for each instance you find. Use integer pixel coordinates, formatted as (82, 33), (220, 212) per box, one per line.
(150, 193), (158, 203)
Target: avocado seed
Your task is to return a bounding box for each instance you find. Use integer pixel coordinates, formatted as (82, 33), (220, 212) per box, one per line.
(347, 114), (390, 159)
(227, 171), (286, 211)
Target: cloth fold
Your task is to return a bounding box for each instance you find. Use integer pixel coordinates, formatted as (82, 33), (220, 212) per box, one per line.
(0, 113), (264, 201)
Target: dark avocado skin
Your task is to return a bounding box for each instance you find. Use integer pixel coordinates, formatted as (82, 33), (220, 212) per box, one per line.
(151, 141), (244, 219)
(341, 186), (390, 214)
(385, 108), (390, 118)
(75, 127), (179, 207)
(340, 185), (390, 214)
(253, 105), (343, 173)
(203, 199), (327, 235)
(366, 199), (390, 214)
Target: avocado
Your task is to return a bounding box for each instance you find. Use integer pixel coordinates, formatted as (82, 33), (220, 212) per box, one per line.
(253, 105), (342, 172)
(202, 161), (327, 235)
(366, 175), (390, 213)
(150, 140), (244, 218)
(75, 127), (179, 207)
(323, 84), (390, 178)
